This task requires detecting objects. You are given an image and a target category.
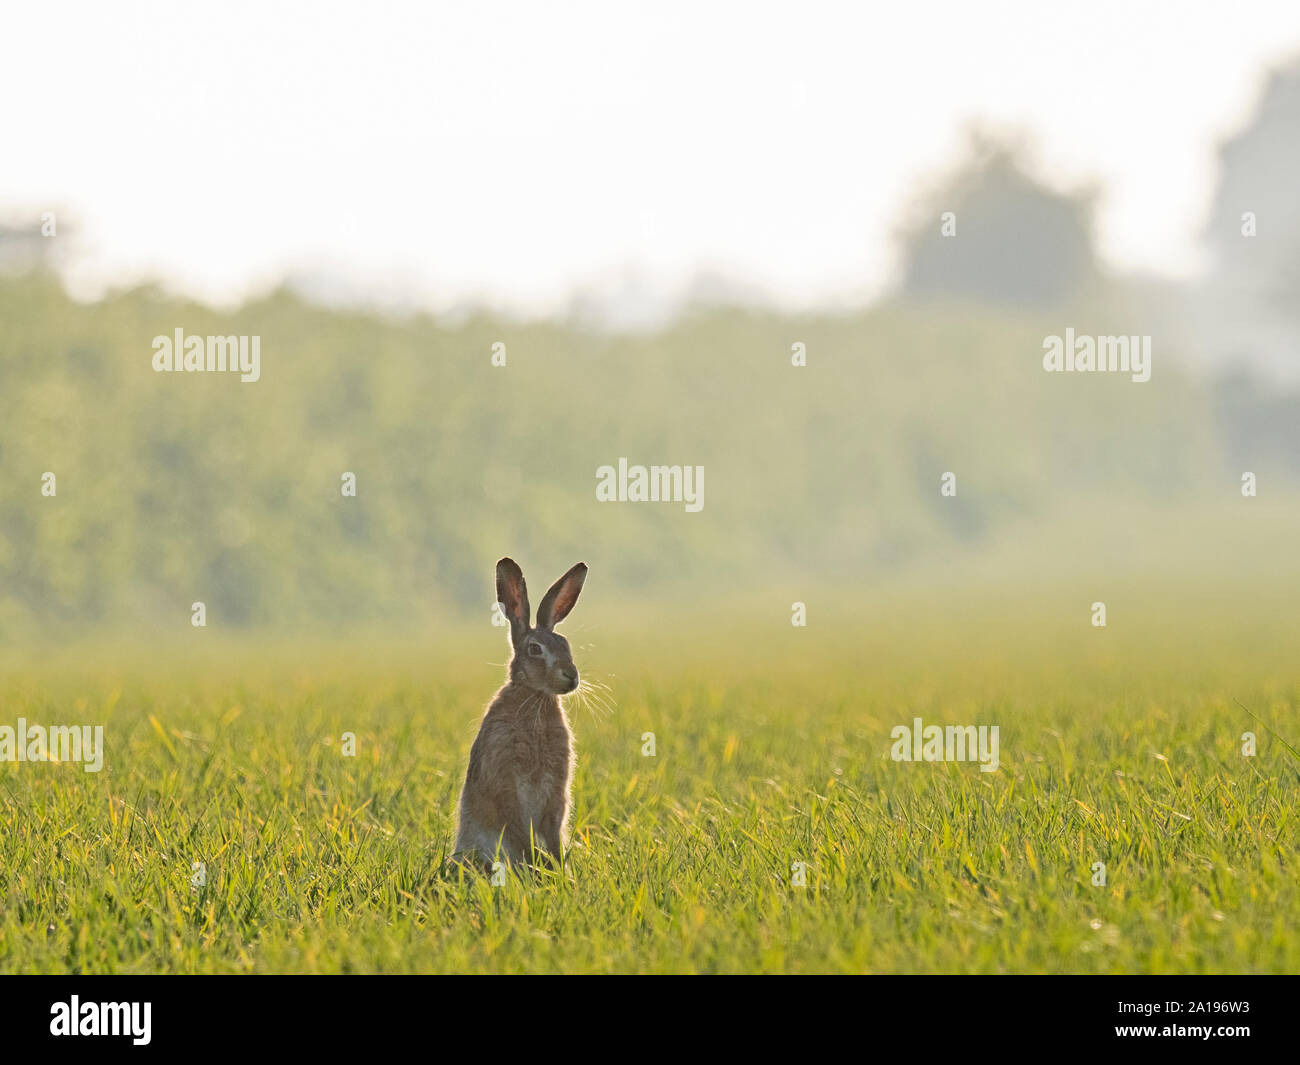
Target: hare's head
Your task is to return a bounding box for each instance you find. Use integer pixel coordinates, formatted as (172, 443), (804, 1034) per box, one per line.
(496, 558), (587, 694)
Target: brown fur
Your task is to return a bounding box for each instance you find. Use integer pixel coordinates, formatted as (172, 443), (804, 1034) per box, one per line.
(452, 558), (587, 869)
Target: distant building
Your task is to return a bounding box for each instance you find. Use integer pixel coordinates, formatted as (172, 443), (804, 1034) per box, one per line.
(0, 220), (55, 275)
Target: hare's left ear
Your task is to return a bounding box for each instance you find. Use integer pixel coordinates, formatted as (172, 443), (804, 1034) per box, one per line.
(496, 557), (530, 649)
(536, 562), (587, 630)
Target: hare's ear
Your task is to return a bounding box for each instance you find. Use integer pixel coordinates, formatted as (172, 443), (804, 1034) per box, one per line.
(536, 562), (587, 630)
(496, 557), (530, 648)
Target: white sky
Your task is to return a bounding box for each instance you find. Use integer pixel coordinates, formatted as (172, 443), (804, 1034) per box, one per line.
(5, 0), (1300, 316)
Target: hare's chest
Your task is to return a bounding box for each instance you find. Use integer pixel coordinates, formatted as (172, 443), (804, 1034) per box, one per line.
(515, 774), (554, 824)
(512, 721), (572, 819)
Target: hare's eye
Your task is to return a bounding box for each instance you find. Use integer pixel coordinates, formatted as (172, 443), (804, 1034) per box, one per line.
(527, 644), (543, 657)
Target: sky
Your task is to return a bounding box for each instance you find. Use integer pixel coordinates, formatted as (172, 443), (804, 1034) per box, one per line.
(5, 0), (1300, 318)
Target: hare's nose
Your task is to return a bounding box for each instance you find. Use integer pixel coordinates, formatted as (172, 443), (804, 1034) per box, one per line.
(561, 666), (577, 682)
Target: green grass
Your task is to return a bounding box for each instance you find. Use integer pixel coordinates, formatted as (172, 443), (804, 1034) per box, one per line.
(1, 592), (1297, 974)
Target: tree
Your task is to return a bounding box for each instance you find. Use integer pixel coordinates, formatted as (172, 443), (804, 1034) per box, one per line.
(1204, 56), (1300, 321)
(894, 130), (1099, 309)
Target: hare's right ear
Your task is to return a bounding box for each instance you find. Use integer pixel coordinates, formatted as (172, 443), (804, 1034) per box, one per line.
(536, 562), (587, 630)
(496, 557), (530, 650)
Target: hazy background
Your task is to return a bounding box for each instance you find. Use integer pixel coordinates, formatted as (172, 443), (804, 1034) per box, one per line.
(2, 1), (1299, 642)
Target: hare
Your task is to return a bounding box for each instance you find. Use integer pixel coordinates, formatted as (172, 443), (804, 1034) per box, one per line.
(452, 557), (588, 870)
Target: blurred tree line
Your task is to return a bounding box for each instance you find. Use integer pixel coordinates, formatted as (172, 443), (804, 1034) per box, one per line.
(0, 266), (1271, 639)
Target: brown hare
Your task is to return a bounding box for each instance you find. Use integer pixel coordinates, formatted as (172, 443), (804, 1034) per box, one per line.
(452, 558), (587, 870)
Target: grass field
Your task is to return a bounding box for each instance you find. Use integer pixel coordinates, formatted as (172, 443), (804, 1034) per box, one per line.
(1, 577), (1297, 974)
